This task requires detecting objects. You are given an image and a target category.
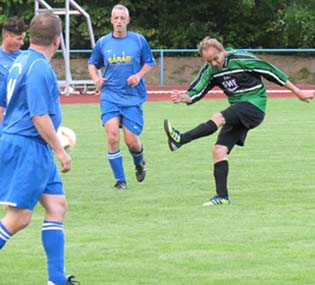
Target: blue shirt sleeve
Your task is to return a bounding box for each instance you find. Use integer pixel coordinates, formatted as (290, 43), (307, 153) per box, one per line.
(26, 59), (57, 117)
(0, 86), (5, 108)
(139, 35), (156, 67)
(88, 39), (104, 69)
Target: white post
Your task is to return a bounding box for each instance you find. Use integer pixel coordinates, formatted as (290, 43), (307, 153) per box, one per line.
(64, 0), (71, 96)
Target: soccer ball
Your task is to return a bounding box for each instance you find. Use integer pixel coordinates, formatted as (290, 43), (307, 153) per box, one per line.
(57, 126), (76, 150)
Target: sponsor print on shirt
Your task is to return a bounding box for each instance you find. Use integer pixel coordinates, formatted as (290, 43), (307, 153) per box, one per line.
(222, 76), (239, 93)
(108, 52), (132, 65)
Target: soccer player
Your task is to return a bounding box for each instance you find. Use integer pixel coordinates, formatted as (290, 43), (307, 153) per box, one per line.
(0, 13), (78, 285)
(0, 16), (27, 136)
(0, 16), (27, 69)
(88, 4), (156, 189)
(164, 37), (315, 206)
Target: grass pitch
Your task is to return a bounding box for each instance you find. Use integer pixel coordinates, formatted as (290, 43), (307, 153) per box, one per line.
(0, 98), (315, 285)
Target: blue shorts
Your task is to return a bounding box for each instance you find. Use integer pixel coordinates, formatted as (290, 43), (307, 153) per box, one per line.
(0, 134), (64, 210)
(100, 100), (144, 135)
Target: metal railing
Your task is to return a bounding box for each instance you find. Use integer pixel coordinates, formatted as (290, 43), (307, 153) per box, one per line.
(61, 48), (315, 87)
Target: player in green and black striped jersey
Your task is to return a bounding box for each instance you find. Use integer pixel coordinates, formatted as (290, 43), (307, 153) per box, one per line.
(164, 36), (315, 206)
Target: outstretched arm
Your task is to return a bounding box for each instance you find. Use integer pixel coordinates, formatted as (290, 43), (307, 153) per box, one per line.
(170, 90), (192, 104)
(284, 80), (315, 103)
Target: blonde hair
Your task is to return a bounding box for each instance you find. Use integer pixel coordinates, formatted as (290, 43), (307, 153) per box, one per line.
(197, 37), (224, 54)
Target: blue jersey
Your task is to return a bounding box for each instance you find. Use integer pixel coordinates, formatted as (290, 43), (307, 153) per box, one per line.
(0, 47), (22, 70)
(0, 66), (5, 136)
(0, 48), (22, 135)
(88, 31), (156, 106)
(0, 64), (7, 107)
(2, 48), (61, 143)
(0, 48), (23, 108)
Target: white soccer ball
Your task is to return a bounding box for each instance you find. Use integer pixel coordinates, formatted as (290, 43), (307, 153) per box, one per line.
(57, 126), (76, 150)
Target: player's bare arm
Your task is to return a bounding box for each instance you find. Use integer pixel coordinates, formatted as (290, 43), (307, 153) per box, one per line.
(32, 115), (72, 173)
(0, 106), (4, 124)
(127, 63), (153, 87)
(170, 90), (192, 104)
(284, 80), (315, 103)
(88, 64), (105, 88)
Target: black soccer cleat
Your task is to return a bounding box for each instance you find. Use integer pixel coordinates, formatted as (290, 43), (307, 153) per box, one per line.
(66, 275), (80, 285)
(163, 119), (182, 151)
(48, 275), (80, 285)
(135, 160), (146, 182)
(113, 181), (127, 190)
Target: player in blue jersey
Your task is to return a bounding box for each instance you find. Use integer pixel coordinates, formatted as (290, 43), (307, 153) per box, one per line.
(164, 37), (314, 206)
(0, 17), (28, 136)
(0, 16), (27, 69)
(0, 13), (78, 285)
(88, 4), (156, 189)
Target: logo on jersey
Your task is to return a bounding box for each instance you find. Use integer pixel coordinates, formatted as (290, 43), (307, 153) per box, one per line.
(7, 62), (23, 104)
(222, 76), (239, 92)
(108, 51), (132, 65)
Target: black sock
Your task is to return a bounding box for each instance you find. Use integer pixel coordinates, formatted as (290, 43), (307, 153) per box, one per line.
(181, 120), (218, 144)
(213, 160), (229, 198)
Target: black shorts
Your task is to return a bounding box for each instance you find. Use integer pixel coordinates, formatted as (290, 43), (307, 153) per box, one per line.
(216, 102), (265, 153)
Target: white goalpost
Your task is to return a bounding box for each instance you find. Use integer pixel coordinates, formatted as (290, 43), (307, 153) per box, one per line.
(34, 0), (97, 95)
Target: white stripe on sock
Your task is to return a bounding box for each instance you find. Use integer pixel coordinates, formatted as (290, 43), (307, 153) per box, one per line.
(0, 228), (10, 240)
(107, 151), (121, 160)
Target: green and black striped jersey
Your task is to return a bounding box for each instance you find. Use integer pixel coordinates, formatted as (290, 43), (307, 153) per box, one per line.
(186, 50), (289, 112)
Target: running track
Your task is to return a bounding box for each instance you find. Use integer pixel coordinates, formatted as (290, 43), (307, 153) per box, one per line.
(60, 86), (314, 104)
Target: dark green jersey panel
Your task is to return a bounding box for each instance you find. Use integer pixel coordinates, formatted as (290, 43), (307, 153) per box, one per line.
(186, 51), (289, 112)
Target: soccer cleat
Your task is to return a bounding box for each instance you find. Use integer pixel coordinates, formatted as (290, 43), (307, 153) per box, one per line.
(48, 275), (80, 285)
(163, 119), (182, 151)
(65, 275), (80, 285)
(202, 195), (231, 206)
(135, 160), (146, 182)
(113, 181), (127, 190)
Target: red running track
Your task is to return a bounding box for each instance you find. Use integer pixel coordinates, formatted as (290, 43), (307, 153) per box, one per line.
(60, 85), (314, 104)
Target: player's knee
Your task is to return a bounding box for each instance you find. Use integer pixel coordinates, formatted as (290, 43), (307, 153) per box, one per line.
(9, 210), (32, 232)
(18, 215), (32, 230)
(212, 145), (228, 161)
(106, 129), (120, 145)
(125, 135), (141, 151)
(59, 199), (68, 216)
(55, 199), (68, 219)
(126, 139), (140, 151)
(211, 112), (225, 126)
(45, 199), (68, 221)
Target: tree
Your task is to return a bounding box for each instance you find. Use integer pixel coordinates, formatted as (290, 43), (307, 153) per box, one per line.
(1, 0), (315, 49)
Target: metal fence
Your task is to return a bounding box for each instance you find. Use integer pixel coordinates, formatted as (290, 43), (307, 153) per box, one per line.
(60, 48), (315, 89)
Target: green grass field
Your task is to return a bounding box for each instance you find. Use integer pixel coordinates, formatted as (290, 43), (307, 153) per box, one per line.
(1, 98), (315, 285)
